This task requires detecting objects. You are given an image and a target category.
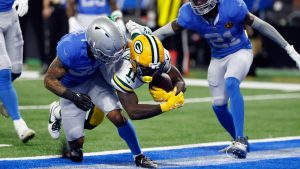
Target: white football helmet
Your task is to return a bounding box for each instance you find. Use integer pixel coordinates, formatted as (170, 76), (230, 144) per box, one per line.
(189, 0), (218, 15)
(86, 16), (126, 64)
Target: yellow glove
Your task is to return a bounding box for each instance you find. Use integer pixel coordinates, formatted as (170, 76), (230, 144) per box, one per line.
(149, 86), (172, 102)
(160, 87), (184, 112)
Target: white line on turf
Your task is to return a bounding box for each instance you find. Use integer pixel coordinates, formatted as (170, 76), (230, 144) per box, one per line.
(19, 93), (300, 110)
(1, 136), (300, 161)
(0, 144), (11, 148)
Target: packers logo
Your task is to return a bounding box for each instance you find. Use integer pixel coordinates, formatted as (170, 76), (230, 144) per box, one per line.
(134, 40), (143, 54)
(225, 22), (234, 29)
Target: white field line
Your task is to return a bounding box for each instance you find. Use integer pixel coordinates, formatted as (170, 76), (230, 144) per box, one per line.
(18, 71), (300, 91)
(1, 136), (300, 161)
(19, 93), (300, 110)
(184, 78), (300, 91)
(0, 144), (11, 148)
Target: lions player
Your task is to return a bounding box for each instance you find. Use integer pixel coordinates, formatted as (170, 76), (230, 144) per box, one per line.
(148, 0), (300, 158)
(67, 0), (125, 33)
(44, 16), (158, 168)
(0, 0), (35, 143)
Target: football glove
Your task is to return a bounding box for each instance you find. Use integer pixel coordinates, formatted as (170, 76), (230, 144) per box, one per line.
(62, 89), (94, 111)
(285, 45), (300, 69)
(12, 0), (29, 17)
(160, 87), (184, 112)
(126, 20), (152, 35)
(149, 86), (172, 102)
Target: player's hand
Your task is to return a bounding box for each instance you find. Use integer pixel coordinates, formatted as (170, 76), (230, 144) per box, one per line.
(68, 17), (83, 33)
(285, 45), (300, 69)
(126, 20), (152, 35)
(71, 93), (94, 111)
(160, 87), (184, 112)
(149, 87), (171, 102)
(62, 89), (94, 111)
(12, 0), (29, 17)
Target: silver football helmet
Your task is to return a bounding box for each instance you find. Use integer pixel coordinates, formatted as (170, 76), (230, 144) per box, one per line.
(189, 0), (218, 15)
(86, 16), (126, 64)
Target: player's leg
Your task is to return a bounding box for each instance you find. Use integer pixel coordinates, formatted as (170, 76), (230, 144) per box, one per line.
(225, 49), (253, 138)
(60, 98), (86, 162)
(208, 57), (235, 139)
(6, 10), (23, 82)
(0, 13), (35, 143)
(223, 49), (253, 158)
(48, 101), (61, 139)
(89, 74), (157, 168)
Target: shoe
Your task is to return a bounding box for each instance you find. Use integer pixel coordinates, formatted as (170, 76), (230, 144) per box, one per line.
(0, 102), (9, 118)
(48, 101), (62, 139)
(20, 128), (35, 143)
(135, 154), (158, 168)
(219, 136), (249, 159)
(70, 148), (83, 162)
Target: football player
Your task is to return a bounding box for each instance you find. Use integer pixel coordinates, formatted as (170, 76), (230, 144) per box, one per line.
(44, 16), (159, 168)
(145, 0), (300, 158)
(0, 0), (35, 143)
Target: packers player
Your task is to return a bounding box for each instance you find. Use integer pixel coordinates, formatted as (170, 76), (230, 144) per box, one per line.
(45, 16), (158, 168)
(47, 18), (185, 168)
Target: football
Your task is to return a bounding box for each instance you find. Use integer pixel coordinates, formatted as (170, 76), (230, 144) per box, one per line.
(149, 73), (173, 92)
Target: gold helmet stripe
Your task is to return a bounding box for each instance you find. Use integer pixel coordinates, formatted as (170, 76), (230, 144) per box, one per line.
(145, 34), (159, 64)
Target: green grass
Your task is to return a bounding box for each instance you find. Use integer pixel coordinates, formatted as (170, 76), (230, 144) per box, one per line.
(0, 79), (299, 158)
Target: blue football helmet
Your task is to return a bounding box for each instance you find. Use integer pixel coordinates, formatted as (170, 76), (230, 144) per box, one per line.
(189, 0), (218, 15)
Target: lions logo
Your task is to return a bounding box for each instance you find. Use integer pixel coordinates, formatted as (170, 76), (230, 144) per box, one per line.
(134, 40), (143, 54)
(225, 22), (234, 29)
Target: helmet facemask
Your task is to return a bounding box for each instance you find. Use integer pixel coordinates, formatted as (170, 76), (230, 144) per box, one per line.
(190, 0), (218, 15)
(89, 42), (125, 64)
(131, 60), (166, 83)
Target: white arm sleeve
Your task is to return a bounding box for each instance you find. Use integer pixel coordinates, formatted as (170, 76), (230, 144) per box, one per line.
(251, 15), (289, 49)
(152, 22), (176, 41)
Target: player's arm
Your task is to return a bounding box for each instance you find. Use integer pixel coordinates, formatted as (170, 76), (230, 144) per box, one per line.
(117, 91), (163, 120)
(167, 65), (186, 94)
(44, 57), (68, 97)
(245, 12), (300, 68)
(152, 19), (184, 41)
(44, 57), (93, 111)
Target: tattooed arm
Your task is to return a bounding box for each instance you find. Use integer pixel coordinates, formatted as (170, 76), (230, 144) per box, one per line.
(44, 57), (68, 97)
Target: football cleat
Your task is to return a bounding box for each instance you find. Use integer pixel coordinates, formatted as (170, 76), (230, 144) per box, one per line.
(70, 148), (83, 162)
(0, 102), (9, 118)
(48, 101), (62, 139)
(20, 128), (35, 143)
(135, 154), (158, 168)
(219, 136), (249, 159)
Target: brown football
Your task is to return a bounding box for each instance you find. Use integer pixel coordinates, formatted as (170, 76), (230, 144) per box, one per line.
(149, 73), (173, 92)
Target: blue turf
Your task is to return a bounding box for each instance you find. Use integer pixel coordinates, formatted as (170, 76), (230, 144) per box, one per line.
(1, 138), (300, 169)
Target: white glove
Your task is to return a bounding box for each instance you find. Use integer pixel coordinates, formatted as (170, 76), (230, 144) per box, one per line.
(12, 0), (29, 17)
(68, 17), (84, 33)
(126, 20), (152, 35)
(285, 45), (300, 69)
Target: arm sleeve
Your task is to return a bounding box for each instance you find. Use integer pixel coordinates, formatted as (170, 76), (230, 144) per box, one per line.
(251, 15), (288, 48)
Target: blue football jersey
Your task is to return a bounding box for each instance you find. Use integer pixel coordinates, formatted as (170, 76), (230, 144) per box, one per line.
(56, 31), (103, 88)
(76, 0), (111, 15)
(0, 0), (14, 12)
(177, 0), (252, 59)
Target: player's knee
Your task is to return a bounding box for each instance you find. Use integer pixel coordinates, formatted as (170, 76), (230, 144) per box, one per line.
(212, 98), (228, 107)
(68, 127), (84, 141)
(11, 73), (21, 81)
(107, 110), (127, 127)
(225, 77), (240, 92)
(0, 69), (13, 90)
